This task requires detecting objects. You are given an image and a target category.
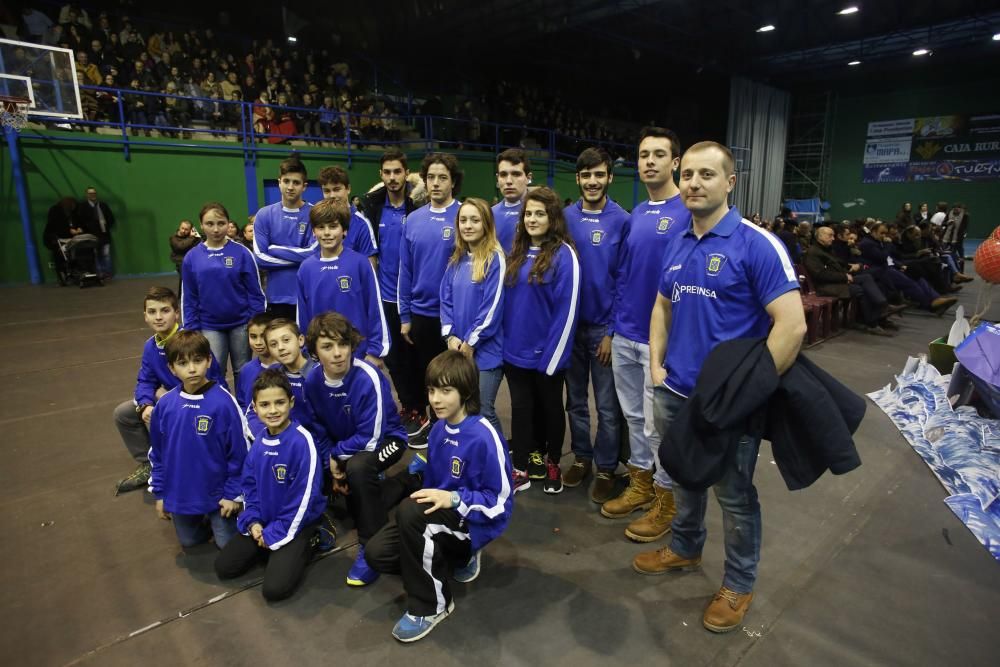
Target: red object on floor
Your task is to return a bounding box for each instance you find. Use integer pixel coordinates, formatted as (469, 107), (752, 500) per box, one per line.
(974, 237), (1000, 284)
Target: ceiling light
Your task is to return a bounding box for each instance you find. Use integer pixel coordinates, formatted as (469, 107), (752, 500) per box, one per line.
(838, 6), (860, 15)
(993, 32), (1000, 41)
(287, 36), (297, 43)
(848, 60), (861, 66)
(912, 48), (930, 56)
(757, 24), (776, 33)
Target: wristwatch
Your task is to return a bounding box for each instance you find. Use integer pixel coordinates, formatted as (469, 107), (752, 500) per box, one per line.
(450, 491), (461, 508)
(135, 403), (152, 416)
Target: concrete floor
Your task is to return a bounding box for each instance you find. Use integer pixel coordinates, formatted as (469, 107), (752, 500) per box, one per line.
(1, 275), (997, 667)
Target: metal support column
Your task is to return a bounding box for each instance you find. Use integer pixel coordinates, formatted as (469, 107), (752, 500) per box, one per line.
(5, 127), (43, 284)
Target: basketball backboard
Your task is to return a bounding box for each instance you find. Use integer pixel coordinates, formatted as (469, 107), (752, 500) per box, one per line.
(0, 38), (82, 119)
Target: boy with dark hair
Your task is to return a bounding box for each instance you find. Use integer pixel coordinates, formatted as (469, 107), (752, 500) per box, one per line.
(296, 199), (389, 366)
(235, 311), (277, 413)
(317, 165), (379, 263)
(245, 319), (315, 438)
(359, 149), (422, 447)
(492, 148), (533, 253)
(398, 153), (462, 444)
(365, 350), (513, 642)
(253, 155), (316, 320)
(215, 369), (328, 601)
(113, 287), (226, 495)
(149, 330), (248, 549)
(563, 147), (628, 502)
(302, 312), (407, 587)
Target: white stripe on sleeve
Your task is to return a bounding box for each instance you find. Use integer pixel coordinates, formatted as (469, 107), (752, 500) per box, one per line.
(545, 243), (580, 376)
(268, 425), (318, 550)
(467, 251), (506, 347)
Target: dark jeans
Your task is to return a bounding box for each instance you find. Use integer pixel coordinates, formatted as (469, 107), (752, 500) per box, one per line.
(504, 363), (567, 470)
(384, 301), (422, 413)
(366, 497), (472, 617)
(849, 272), (887, 326)
(870, 267), (938, 309)
(342, 436), (406, 542)
(214, 521), (318, 601)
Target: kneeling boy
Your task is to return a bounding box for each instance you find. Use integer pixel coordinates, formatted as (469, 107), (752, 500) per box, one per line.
(302, 312), (407, 586)
(149, 330), (248, 549)
(365, 350), (513, 642)
(215, 369), (327, 601)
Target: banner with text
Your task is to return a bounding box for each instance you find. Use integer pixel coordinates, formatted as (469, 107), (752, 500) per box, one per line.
(862, 114), (1000, 183)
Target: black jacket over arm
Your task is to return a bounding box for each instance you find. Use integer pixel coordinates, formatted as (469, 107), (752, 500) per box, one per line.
(660, 338), (864, 492)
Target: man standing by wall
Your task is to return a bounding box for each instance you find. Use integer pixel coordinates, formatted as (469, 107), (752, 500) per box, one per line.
(80, 186), (116, 278)
(635, 141), (806, 633)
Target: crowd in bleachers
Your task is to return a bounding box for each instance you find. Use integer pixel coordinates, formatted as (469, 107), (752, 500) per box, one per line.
(12, 4), (635, 154)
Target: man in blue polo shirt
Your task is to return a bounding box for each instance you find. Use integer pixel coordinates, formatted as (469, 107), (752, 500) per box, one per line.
(634, 141), (806, 634)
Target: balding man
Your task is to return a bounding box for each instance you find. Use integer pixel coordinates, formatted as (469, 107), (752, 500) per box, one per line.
(805, 226), (892, 336)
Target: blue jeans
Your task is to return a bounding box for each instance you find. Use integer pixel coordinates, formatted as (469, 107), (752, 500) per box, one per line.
(172, 511), (238, 549)
(97, 242), (113, 275)
(654, 387), (762, 593)
(566, 324), (619, 470)
(611, 336), (672, 487)
(203, 325), (250, 385)
(479, 366), (504, 435)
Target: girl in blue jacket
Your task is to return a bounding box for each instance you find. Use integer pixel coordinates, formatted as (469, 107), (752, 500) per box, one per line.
(440, 197), (505, 435)
(502, 187), (580, 495)
(182, 202), (266, 385)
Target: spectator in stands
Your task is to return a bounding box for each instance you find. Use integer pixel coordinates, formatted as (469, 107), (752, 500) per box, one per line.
(76, 71), (98, 132)
(252, 91), (272, 139)
(225, 91), (243, 129)
(95, 74), (120, 122)
(21, 7), (54, 42)
(207, 88), (226, 134)
(897, 225), (958, 294)
(296, 93), (320, 144)
(796, 221), (813, 251)
(44, 197), (83, 284)
(859, 222), (956, 315)
(226, 220), (240, 242)
(914, 202), (931, 225)
(269, 93), (295, 144)
(76, 51), (102, 86)
(79, 186), (116, 277)
(132, 60), (154, 89)
(220, 72), (241, 100)
(241, 220), (255, 250)
(776, 219), (802, 263)
(169, 219), (200, 294)
(59, 5), (92, 31)
(895, 202), (915, 227)
(806, 226), (891, 336)
(929, 201), (948, 226)
(125, 78), (151, 136)
(319, 96), (338, 142)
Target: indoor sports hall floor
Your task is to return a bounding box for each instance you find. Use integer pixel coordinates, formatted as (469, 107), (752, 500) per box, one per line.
(1, 275), (997, 666)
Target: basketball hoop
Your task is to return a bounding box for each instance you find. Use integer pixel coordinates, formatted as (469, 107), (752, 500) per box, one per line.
(1, 96), (30, 132)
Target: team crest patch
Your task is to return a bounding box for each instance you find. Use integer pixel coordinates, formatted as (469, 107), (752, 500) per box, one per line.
(656, 217), (673, 233)
(272, 464), (288, 483)
(450, 456), (464, 478)
(591, 230), (605, 245)
(706, 253), (728, 276)
(299, 222), (307, 234)
(342, 404), (352, 416)
(338, 275), (352, 292)
(442, 227), (453, 240)
(195, 415), (213, 434)
(224, 256), (234, 268)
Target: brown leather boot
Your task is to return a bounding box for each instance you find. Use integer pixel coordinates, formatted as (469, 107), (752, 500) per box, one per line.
(632, 546), (701, 575)
(702, 587), (753, 633)
(561, 457), (591, 488)
(589, 469), (616, 504)
(600, 465), (654, 518)
(624, 484), (676, 542)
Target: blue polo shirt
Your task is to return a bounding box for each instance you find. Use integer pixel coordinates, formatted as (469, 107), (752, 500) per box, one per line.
(658, 206), (799, 397)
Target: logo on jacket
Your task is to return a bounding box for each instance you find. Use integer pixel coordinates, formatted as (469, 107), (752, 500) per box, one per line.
(442, 227), (453, 240)
(657, 217), (673, 233)
(706, 253), (727, 276)
(224, 256), (234, 268)
(272, 463), (288, 483)
(338, 276), (352, 292)
(299, 223), (307, 234)
(450, 456), (464, 478)
(672, 283), (718, 303)
(590, 230), (605, 245)
(195, 415), (213, 434)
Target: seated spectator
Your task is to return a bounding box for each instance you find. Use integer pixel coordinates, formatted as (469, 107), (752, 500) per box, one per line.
(268, 93), (295, 144)
(224, 91), (244, 130)
(858, 223), (956, 315)
(805, 226), (892, 336)
(796, 221), (813, 251)
(252, 91), (272, 139)
(220, 71), (241, 100)
(125, 79), (152, 136)
(776, 219), (802, 264)
(897, 225), (957, 294)
(95, 74), (120, 123)
(43, 197), (84, 284)
(76, 51), (102, 86)
(76, 72), (99, 132)
(296, 93), (320, 145)
(318, 96), (339, 142)
(207, 88), (226, 134)
(161, 81), (192, 138)
(21, 7), (54, 43)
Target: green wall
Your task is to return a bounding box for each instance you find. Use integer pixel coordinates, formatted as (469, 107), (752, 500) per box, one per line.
(826, 76), (1000, 236)
(1, 134), (638, 285)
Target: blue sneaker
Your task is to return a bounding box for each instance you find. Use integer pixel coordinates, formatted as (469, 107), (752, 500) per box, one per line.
(391, 600), (455, 643)
(453, 550), (481, 583)
(314, 511), (337, 553)
(346, 545), (379, 586)
(407, 452), (427, 475)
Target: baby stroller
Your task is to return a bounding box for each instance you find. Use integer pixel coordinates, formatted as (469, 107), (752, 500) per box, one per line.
(57, 234), (104, 288)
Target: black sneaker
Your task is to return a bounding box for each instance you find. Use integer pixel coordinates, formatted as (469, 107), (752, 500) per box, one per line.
(527, 452), (546, 479)
(114, 462), (151, 496)
(543, 458), (564, 494)
(313, 510), (337, 553)
(404, 410), (430, 437)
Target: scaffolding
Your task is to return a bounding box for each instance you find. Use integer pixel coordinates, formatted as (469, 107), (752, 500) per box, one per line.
(782, 90), (834, 204)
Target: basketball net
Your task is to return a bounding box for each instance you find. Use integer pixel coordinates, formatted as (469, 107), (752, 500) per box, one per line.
(1, 97), (29, 132)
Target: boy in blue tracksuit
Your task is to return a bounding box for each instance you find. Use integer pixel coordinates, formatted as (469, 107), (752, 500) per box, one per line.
(182, 201), (265, 385)
(366, 350), (513, 643)
(113, 286), (227, 495)
(296, 198), (389, 364)
(562, 148), (629, 501)
(397, 153), (462, 443)
(244, 319), (315, 439)
(252, 156), (316, 320)
(215, 369), (327, 601)
(302, 312), (407, 587)
(491, 148), (533, 254)
(235, 312), (276, 413)
(317, 165), (379, 262)
(149, 330), (248, 549)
